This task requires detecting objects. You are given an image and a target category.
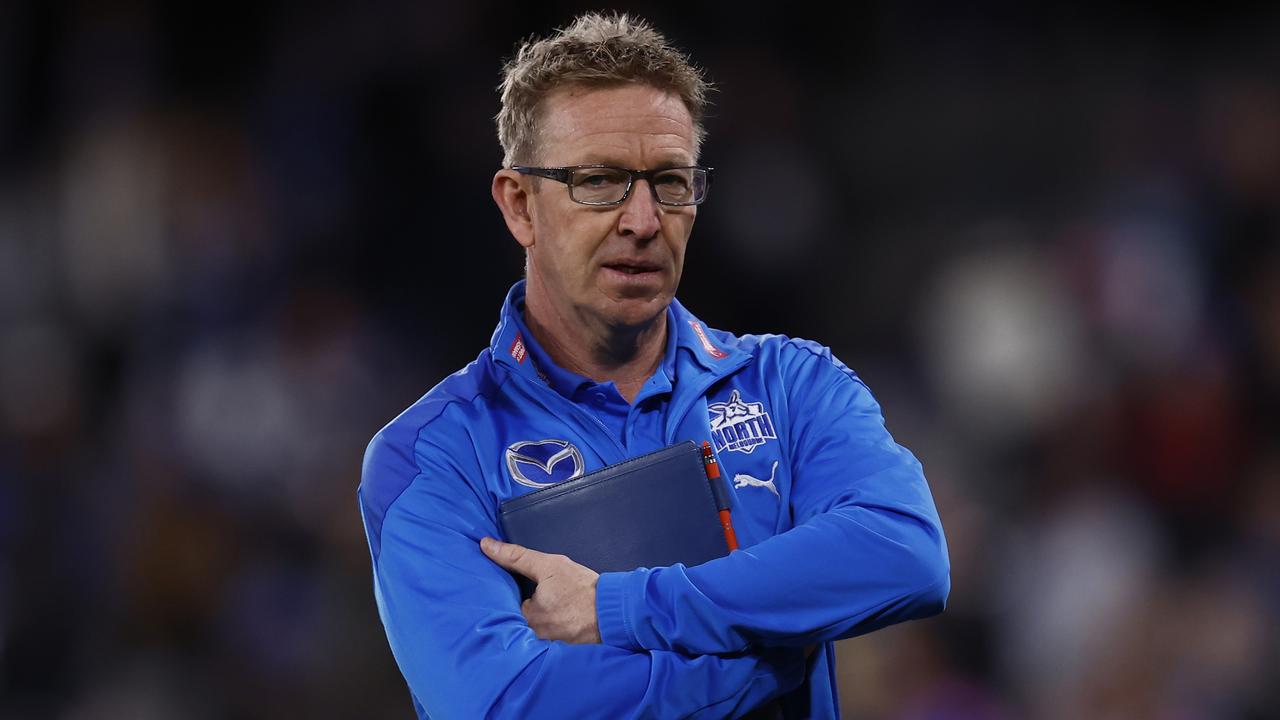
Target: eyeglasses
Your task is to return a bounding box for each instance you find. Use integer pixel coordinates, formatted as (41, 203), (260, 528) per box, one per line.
(512, 165), (714, 206)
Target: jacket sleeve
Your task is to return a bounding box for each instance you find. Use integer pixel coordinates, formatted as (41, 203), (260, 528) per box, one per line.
(360, 428), (806, 720)
(594, 340), (950, 656)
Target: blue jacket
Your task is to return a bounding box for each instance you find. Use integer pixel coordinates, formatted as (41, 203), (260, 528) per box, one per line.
(359, 281), (950, 719)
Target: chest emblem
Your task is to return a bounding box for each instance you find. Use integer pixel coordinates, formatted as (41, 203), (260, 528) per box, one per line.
(708, 389), (778, 455)
(733, 460), (780, 497)
(505, 439), (585, 489)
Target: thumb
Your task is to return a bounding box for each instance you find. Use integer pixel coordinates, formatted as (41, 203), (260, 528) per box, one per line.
(481, 537), (549, 581)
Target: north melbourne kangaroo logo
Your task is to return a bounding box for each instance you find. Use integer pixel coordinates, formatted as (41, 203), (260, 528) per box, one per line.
(505, 439), (585, 489)
(708, 390), (778, 454)
(734, 460), (780, 497)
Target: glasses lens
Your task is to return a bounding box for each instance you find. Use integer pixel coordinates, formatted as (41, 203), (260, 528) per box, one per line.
(570, 167), (631, 203)
(653, 168), (706, 205)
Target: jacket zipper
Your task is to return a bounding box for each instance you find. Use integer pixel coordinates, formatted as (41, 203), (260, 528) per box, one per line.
(504, 348), (752, 459)
(509, 370), (629, 460)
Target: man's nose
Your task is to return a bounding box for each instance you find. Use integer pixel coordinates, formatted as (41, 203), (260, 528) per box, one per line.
(617, 179), (662, 239)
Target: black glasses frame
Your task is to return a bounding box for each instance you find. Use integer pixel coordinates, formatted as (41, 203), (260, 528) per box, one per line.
(511, 164), (714, 206)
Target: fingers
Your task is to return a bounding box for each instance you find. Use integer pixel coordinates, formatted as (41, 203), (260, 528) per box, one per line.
(481, 537), (549, 581)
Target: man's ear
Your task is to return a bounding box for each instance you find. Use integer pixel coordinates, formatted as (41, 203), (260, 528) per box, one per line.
(492, 170), (536, 249)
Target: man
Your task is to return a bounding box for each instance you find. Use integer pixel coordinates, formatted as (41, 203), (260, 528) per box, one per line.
(359, 12), (949, 719)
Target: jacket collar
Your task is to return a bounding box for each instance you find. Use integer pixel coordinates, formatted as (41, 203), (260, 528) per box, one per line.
(489, 280), (749, 387)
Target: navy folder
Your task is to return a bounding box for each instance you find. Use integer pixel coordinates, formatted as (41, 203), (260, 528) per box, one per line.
(498, 441), (730, 597)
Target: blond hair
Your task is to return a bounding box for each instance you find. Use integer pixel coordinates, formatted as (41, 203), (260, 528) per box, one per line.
(495, 12), (712, 167)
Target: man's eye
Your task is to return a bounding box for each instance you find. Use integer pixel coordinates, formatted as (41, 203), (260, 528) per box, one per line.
(655, 172), (691, 188)
(577, 172), (622, 187)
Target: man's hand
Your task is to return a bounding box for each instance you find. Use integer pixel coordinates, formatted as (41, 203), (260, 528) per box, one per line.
(481, 537), (602, 644)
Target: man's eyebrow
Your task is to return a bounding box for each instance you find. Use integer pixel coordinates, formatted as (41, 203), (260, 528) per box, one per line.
(571, 156), (623, 166)
(573, 156), (696, 168)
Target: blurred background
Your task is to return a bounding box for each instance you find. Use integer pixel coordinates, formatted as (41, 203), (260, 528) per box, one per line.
(1, 1), (1277, 718)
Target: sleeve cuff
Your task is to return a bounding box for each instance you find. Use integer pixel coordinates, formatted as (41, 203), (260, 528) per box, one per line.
(595, 570), (647, 651)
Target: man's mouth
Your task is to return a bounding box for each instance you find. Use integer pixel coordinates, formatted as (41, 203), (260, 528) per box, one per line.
(603, 262), (661, 275)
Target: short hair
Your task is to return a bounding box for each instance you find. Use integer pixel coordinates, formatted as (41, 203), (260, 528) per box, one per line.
(495, 12), (712, 168)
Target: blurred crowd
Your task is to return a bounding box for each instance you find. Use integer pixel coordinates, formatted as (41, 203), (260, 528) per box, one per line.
(1, 2), (1276, 718)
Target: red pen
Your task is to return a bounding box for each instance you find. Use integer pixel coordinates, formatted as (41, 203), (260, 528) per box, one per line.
(701, 441), (740, 552)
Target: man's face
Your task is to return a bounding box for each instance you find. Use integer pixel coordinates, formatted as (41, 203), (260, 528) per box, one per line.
(523, 83), (698, 332)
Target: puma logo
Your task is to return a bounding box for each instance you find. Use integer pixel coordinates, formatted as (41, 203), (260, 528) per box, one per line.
(733, 460), (780, 498)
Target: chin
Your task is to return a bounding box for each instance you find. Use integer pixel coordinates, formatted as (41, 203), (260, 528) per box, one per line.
(600, 294), (672, 329)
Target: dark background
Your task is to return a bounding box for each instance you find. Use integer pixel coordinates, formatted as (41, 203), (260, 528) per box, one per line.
(1, 2), (1278, 717)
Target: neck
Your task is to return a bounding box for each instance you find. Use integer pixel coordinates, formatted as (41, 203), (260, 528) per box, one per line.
(522, 291), (667, 404)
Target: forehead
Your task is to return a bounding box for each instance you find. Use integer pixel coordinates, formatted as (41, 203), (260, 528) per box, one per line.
(537, 84), (696, 165)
